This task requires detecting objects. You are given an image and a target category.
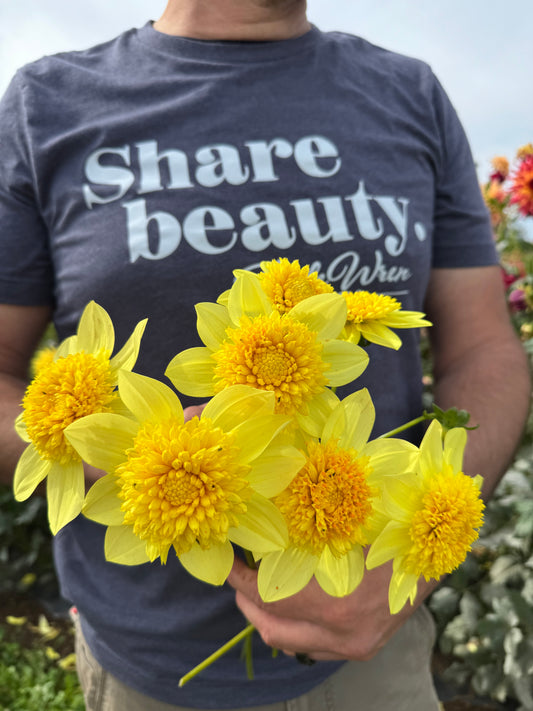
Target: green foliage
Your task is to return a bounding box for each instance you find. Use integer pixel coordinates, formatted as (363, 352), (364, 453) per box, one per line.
(0, 485), (57, 598)
(428, 404), (478, 431)
(0, 627), (83, 711)
(427, 149), (533, 707)
(429, 442), (533, 709)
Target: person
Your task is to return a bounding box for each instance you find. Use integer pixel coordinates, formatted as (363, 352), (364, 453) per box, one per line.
(0, 1), (530, 709)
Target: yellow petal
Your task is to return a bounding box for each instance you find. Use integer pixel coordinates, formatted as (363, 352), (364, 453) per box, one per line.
(45, 646), (60, 661)
(364, 438), (418, 478)
(203, 385), (275, 432)
(104, 525), (150, 565)
(178, 539), (234, 585)
(109, 398), (135, 417)
(228, 270), (272, 322)
(31, 614), (58, 640)
(55, 335), (78, 358)
(83, 474), (124, 526)
(76, 301), (115, 354)
(165, 347), (215, 397)
(217, 289), (230, 306)
(248, 443), (305, 498)
(110, 318), (148, 374)
(366, 521), (411, 569)
(195, 302), (231, 351)
(64, 413), (137, 472)
(322, 340), (369, 387)
(58, 653), (77, 671)
(29, 615), (57, 640)
(14, 412), (30, 442)
(383, 310), (431, 329)
(230, 414), (291, 464)
(419, 420), (443, 480)
(444, 427), (467, 473)
(290, 292), (346, 340)
(46, 460), (85, 535)
(380, 474), (421, 522)
(118, 370), (182, 423)
(13, 445), (51, 500)
(341, 324), (361, 345)
(325, 388), (374, 451)
(258, 547), (316, 602)
(359, 321), (402, 349)
(315, 544), (364, 596)
(389, 568), (418, 614)
(295, 388), (340, 438)
(229, 494), (288, 553)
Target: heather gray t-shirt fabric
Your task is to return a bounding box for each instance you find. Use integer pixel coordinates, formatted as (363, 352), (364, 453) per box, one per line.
(0, 22), (497, 708)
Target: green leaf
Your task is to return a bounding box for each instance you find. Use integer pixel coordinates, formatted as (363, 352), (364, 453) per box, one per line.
(459, 590), (483, 631)
(427, 404), (478, 430)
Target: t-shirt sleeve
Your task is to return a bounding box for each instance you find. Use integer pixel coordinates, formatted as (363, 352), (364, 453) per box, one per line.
(429, 74), (498, 269)
(0, 71), (55, 306)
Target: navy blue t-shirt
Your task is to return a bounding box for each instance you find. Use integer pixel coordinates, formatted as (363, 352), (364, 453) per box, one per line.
(0, 22), (497, 707)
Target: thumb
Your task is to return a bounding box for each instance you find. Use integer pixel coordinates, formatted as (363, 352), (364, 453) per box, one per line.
(227, 556), (261, 598)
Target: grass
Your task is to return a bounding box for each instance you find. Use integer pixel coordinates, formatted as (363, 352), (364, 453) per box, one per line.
(0, 635), (84, 711)
(0, 595), (84, 711)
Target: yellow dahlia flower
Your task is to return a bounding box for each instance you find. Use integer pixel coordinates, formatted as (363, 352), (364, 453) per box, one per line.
(14, 302), (147, 535)
(216, 259), (333, 314)
(65, 374), (305, 585)
(341, 291), (431, 349)
(366, 420), (485, 614)
(166, 270), (368, 424)
(257, 258), (334, 313)
(255, 389), (418, 602)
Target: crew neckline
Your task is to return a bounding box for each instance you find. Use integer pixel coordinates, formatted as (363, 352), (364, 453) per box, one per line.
(135, 21), (321, 63)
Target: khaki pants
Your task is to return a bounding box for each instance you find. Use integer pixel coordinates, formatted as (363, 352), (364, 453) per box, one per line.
(73, 606), (440, 711)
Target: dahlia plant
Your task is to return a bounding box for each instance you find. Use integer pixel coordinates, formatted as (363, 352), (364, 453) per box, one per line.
(482, 144), (533, 347)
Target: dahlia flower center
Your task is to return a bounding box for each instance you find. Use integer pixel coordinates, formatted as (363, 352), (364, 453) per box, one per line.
(116, 417), (252, 561)
(22, 350), (116, 463)
(344, 292), (400, 323)
(404, 470), (485, 580)
(276, 440), (374, 557)
(259, 260), (333, 313)
(276, 277), (317, 310)
(160, 467), (203, 507)
(252, 347), (294, 385)
(212, 314), (327, 414)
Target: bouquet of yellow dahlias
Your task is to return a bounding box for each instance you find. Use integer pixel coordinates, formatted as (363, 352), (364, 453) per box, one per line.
(14, 258), (485, 684)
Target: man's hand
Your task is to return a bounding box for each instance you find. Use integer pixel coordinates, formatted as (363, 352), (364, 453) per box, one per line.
(227, 556), (438, 662)
(183, 403), (207, 421)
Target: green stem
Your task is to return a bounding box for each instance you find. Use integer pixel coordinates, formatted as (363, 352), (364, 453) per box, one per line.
(179, 623), (256, 687)
(379, 413), (431, 439)
(244, 629), (255, 680)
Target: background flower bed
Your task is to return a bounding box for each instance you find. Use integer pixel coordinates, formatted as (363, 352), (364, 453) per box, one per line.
(1, 149), (532, 711)
(425, 146), (533, 710)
